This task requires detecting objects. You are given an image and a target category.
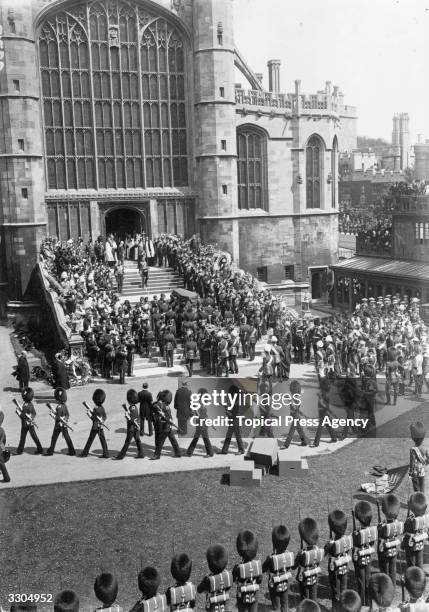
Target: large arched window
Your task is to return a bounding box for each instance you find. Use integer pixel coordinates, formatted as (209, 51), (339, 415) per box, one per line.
(306, 134), (324, 208)
(237, 126), (268, 210)
(331, 136), (338, 208)
(38, 1), (188, 190)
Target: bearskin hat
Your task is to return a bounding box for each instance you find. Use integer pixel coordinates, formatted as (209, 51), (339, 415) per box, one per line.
(236, 530), (258, 561)
(290, 380), (301, 395)
(206, 544), (228, 574)
(22, 387), (34, 402)
(138, 566), (161, 598)
(409, 492), (427, 517)
(368, 573), (394, 608)
(127, 389), (138, 404)
(354, 501), (372, 527)
(328, 510), (347, 537)
(296, 599), (321, 612)
(404, 566), (426, 599)
(170, 553), (192, 583)
(10, 604), (38, 612)
(161, 389), (173, 405)
(53, 590), (79, 612)
(54, 387), (67, 403)
(410, 421), (426, 443)
(298, 518), (319, 546)
(381, 493), (400, 520)
(319, 378), (330, 393)
(271, 525), (290, 553)
(93, 573), (118, 607)
(339, 590), (362, 612)
(93, 388), (106, 406)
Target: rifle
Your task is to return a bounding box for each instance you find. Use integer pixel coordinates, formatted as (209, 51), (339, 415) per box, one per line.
(13, 398), (38, 429)
(351, 499), (357, 533)
(327, 495), (332, 540)
(153, 402), (178, 430)
(82, 401), (110, 430)
(122, 404), (140, 429)
(376, 495), (382, 524)
(47, 403), (74, 432)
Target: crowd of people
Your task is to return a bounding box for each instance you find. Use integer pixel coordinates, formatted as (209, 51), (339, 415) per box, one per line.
(36, 233), (429, 399)
(6, 485), (429, 612)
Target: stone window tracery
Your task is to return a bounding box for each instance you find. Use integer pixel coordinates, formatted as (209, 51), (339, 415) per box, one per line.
(39, 0), (188, 190)
(236, 126), (268, 211)
(306, 134), (323, 208)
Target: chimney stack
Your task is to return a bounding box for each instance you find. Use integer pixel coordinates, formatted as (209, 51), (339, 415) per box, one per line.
(267, 59), (281, 93)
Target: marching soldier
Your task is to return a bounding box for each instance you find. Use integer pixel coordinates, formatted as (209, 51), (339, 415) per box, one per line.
(80, 388), (109, 458)
(283, 380), (310, 449)
(220, 384), (245, 455)
(45, 387), (75, 456)
(313, 378), (338, 447)
(115, 389), (144, 460)
(151, 390), (181, 460)
(16, 387), (43, 455)
(0, 408), (11, 483)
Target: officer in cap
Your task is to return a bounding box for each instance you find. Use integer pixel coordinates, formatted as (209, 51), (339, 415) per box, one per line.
(45, 387), (75, 456)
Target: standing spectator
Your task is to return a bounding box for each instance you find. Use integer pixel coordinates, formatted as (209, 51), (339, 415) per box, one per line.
(413, 347), (424, 399)
(174, 381), (192, 435)
(16, 351), (30, 391)
(115, 263), (124, 293)
(52, 353), (70, 390)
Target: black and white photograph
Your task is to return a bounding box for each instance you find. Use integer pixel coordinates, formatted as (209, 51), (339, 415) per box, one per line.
(0, 0), (429, 609)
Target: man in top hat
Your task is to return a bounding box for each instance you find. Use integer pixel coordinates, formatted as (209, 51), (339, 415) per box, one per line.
(138, 382), (153, 436)
(16, 387), (43, 455)
(80, 388), (109, 458)
(115, 389), (144, 460)
(16, 350), (30, 391)
(174, 381), (192, 436)
(45, 387), (75, 456)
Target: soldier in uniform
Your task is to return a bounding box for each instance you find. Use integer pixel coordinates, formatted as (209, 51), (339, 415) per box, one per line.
(0, 408), (11, 483)
(45, 387), (75, 456)
(294, 518), (323, 602)
(313, 378), (338, 447)
(184, 333), (198, 377)
(150, 390), (181, 460)
(233, 530), (263, 612)
(221, 384), (245, 455)
(368, 573), (395, 612)
(16, 387), (43, 455)
(166, 554), (196, 612)
(80, 388), (109, 458)
(283, 380), (310, 449)
(116, 343), (128, 385)
(130, 566), (164, 612)
(115, 389), (144, 460)
(163, 326), (176, 368)
(197, 544), (232, 612)
(262, 525), (293, 612)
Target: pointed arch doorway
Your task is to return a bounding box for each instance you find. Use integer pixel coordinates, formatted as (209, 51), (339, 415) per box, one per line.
(104, 206), (147, 240)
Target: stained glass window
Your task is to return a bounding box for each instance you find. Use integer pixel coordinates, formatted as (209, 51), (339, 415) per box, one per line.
(39, 1), (188, 190)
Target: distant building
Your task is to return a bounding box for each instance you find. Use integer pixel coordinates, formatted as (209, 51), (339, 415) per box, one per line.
(0, 0), (357, 315)
(331, 193), (429, 310)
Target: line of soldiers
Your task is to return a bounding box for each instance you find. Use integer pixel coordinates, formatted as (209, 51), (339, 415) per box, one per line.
(9, 499), (429, 612)
(9, 382), (250, 465)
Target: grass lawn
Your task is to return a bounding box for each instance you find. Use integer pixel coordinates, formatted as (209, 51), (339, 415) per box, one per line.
(0, 400), (428, 611)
